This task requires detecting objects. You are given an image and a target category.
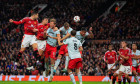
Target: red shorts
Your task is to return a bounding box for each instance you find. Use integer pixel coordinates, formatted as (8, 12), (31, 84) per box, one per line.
(45, 43), (57, 59)
(68, 58), (82, 69)
(132, 65), (140, 73)
(58, 44), (68, 56)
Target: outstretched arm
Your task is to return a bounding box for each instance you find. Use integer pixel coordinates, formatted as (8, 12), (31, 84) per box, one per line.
(9, 18), (26, 25)
(87, 27), (94, 38)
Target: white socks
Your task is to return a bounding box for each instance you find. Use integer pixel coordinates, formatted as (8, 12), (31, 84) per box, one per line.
(54, 59), (60, 70)
(69, 72), (76, 84)
(78, 72), (82, 84)
(50, 65), (54, 76)
(65, 56), (69, 70)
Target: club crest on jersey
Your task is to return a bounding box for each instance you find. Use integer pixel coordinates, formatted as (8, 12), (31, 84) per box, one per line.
(34, 22), (36, 24)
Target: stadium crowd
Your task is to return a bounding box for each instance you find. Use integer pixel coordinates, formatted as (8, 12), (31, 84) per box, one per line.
(0, 0), (140, 76)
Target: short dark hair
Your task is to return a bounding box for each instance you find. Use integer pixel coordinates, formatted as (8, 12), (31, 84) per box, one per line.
(31, 11), (38, 16)
(42, 17), (48, 20)
(81, 27), (87, 31)
(71, 30), (76, 36)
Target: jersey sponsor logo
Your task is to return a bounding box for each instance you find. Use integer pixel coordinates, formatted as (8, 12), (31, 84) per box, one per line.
(28, 21), (31, 23)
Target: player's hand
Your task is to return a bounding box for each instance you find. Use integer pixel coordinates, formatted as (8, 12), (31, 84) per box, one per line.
(118, 51), (121, 55)
(44, 29), (47, 34)
(89, 27), (93, 32)
(9, 19), (14, 23)
(33, 28), (38, 32)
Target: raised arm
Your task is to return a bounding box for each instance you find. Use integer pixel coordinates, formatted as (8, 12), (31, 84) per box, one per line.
(58, 37), (64, 46)
(9, 18), (26, 25)
(87, 27), (94, 38)
(61, 33), (71, 41)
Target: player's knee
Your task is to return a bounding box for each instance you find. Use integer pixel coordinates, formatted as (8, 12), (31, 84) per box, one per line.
(58, 55), (62, 59)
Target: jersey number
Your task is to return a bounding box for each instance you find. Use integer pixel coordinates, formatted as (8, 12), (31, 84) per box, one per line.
(74, 43), (77, 50)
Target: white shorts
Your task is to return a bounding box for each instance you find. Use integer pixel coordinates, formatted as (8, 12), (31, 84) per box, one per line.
(115, 69), (119, 74)
(119, 65), (132, 74)
(108, 63), (116, 70)
(37, 39), (46, 51)
(21, 34), (37, 48)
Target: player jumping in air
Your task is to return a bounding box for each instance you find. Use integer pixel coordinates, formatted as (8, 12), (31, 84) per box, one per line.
(43, 19), (60, 81)
(58, 30), (83, 84)
(54, 22), (73, 73)
(104, 45), (117, 84)
(9, 11), (39, 63)
(76, 27), (93, 45)
(36, 17), (50, 77)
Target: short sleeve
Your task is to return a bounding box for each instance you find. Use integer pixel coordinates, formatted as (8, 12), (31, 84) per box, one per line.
(85, 32), (89, 36)
(68, 28), (73, 34)
(79, 41), (82, 47)
(59, 27), (63, 31)
(47, 28), (50, 33)
(56, 30), (60, 34)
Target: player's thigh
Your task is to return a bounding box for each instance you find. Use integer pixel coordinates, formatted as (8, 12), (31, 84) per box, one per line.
(137, 65), (140, 74)
(68, 59), (76, 69)
(119, 65), (126, 74)
(38, 41), (46, 55)
(125, 66), (132, 75)
(58, 45), (65, 56)
(50, 47), (57, 60)
(76, 60), (82, 69)
(57, 54), (62, 59)
(20, 47), (26, 52)
(31, 36), (38, 49)
(38, 49), (44, 56)
(21, 35), (31, 48)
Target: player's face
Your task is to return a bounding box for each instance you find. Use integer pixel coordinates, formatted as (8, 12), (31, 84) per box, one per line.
(42, 18), (48, 24)
(81, 31), (86, 36)
(34, 14), (39, 19)
(132, 44), (137, 50)
(121, 42), (126, 48)
(50, 22), (55, 28)
(64, 26), (69, 30)
(109, 46), (112, 51)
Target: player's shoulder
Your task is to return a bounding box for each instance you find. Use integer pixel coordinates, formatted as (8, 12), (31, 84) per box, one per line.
(69, 27), (73, 30)
(119, 48), (123, 51)
(76, 31), (80, 34)
(38, 23), (42, 26)
(126, 47), (131, 51)
(23, 17), (30, 20)
(112, 50), (117, 53)
(105, 50), (109, 54)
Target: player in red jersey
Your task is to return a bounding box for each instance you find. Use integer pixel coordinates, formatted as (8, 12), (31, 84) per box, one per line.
(104, 45), (117, 83)
(117, 41), (132, 84)
(9, 11), (39, 63)
(110, 55), (126, 84)
(36, 17), (50, 77)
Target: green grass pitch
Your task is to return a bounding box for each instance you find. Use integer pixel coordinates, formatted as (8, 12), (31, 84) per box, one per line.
(0, 81), (138, 84)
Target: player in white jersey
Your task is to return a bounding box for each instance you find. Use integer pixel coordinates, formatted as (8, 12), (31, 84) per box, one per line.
(131, 44), (140, 83)
(76, 27), (93, 44)
(54, 22), (73, 73)
(43, 19), (60, 81)
(58, 30), (83, 84)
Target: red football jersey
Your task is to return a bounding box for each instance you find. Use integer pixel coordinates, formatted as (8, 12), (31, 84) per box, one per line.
(13, 17), (38, 35)
(104, 50), (117, 64)
(119, 48), (132, 66)
(36, 23), (50, 40)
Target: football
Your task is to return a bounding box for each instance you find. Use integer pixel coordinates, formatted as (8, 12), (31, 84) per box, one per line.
(74, 16), (80, 22)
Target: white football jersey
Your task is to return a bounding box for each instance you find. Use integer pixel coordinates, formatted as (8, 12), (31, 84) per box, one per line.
(75, 31), (89, 44)
(64, 37), (82, 59)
